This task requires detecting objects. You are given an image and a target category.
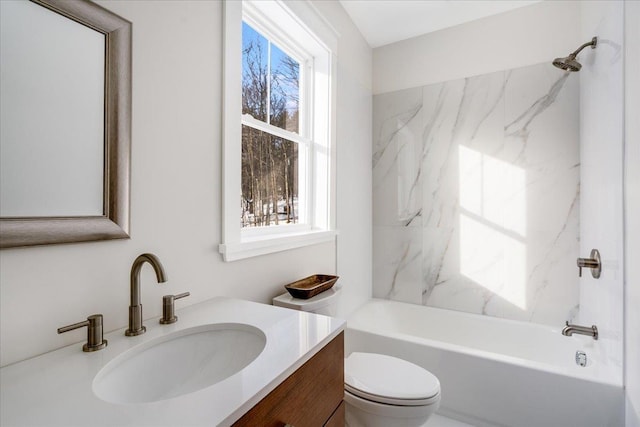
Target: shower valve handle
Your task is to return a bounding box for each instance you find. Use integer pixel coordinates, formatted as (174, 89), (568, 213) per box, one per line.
(577, 249), (601, 279)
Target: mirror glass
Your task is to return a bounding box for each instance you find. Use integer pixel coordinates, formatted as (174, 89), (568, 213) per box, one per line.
(0, 0), (105, 217)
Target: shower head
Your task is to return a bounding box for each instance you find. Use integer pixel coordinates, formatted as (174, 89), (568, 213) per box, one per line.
(552, 55), (583, 72)
(552, 37), (598, 72)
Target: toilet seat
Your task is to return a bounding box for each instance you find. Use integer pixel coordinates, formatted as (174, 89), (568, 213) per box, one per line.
(344, 352), (440, 407)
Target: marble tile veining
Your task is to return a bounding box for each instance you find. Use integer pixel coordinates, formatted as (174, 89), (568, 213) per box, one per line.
(373, 62), (580, 326)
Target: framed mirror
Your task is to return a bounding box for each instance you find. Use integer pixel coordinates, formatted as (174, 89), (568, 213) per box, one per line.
(0, 0), (131, 248)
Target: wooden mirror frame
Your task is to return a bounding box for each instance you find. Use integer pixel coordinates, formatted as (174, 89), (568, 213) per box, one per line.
(0, 0), (131, 249)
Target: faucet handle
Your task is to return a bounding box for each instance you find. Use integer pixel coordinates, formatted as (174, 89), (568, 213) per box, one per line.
(159, 292), (190, 325)
(58, 314), (108, 352)
(577, 249), (601, 278)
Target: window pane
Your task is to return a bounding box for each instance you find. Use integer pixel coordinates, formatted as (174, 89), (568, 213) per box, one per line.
(242, 22), (268, 122)
(270, 43), (299, 133)
(241, 125), (298, 228)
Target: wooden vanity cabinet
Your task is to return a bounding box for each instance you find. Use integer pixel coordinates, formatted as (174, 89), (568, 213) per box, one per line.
(232, 332), (344, 427)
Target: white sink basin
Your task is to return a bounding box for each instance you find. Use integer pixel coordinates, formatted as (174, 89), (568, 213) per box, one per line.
(92, 323), (266, 404)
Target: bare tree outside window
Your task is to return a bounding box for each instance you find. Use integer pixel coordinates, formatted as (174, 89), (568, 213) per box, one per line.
(241, 23), (300, 228)
(270, 44), (299, 133)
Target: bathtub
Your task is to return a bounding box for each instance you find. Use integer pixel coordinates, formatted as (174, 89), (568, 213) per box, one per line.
(345, 299), (623, 427)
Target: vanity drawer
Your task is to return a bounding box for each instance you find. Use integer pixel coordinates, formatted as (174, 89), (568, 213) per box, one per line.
(323, 401), (345, 427)
(232, 332), (344, 427)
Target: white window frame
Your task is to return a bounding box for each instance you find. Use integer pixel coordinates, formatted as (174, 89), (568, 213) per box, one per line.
(220, 0), (338, 262)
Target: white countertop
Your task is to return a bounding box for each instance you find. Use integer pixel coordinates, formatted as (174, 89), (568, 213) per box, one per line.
(0, 297), (345, 426)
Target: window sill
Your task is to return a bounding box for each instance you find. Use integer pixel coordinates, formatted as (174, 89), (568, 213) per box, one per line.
(219, 229), (337, 262)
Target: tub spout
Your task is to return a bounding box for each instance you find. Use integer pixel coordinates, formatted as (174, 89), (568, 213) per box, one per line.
(562, 321), (598, 340)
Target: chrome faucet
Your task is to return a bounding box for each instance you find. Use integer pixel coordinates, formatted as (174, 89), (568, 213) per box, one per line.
(562, 321), (598, 340)
(125, 253), (167, 336)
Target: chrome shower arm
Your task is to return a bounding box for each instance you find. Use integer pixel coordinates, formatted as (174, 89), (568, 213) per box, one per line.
(570, 37), (598, 57)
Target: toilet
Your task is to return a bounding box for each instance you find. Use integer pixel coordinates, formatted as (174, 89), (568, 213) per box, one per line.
(273, 289), (441, 427)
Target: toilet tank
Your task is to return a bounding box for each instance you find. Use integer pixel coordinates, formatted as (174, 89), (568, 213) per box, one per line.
(272, 288), (340, 316)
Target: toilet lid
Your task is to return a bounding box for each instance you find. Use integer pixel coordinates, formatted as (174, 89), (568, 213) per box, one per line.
(344, 352), (440, 406)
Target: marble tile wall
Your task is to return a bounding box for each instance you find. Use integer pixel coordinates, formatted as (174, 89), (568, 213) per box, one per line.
(579, 1), (624, 381)
(372, 62), (580, 326)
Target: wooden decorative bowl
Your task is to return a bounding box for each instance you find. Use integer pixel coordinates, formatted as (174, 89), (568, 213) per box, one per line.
(284, 274), (339, 299)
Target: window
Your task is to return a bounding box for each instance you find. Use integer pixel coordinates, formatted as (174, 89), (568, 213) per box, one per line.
(241, 22), (303, 229)
(220, 0), (337, 261)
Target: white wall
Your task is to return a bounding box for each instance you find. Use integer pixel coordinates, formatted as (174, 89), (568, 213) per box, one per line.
(311, 1), (373, 318)
(0, 0), (372, 367)
(625, 2), (640, 424)
(373, 0), (581, 94)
